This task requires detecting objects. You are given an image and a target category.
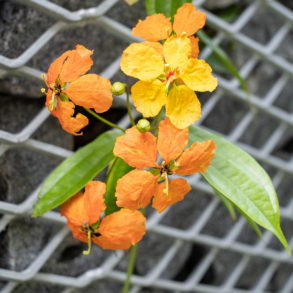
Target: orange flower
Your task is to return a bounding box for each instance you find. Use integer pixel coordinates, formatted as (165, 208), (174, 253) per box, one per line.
(132, 3), (205, 57)
(61, 181), (146, 251)
(114, 118), (216, 212)
(42, 45), (113, 135)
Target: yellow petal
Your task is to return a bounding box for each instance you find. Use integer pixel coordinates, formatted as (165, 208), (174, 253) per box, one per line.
(121, 43), (164, 81)
(163, 35), (191, 69)
(166, 85), (201, 129)
(181, 58), (218, 92)
(131, 80), (167, 117)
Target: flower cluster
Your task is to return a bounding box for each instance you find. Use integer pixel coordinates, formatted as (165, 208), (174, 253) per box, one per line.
(121, 3), (217, 129)
(42, 45), (112, 135)
(114, 118), (215, 213)
(61, 181), (146, 252)
(40, 3), (218, 252)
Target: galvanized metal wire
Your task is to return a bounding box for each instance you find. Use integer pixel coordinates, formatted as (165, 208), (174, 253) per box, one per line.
(0, 0), (293, 292)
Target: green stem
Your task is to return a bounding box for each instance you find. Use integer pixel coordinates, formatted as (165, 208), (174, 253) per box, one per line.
(126, 86), (135, 126)
(122, 243), (138, 293)
(84, 108), (125, 132)
(150, 107), (164, 127)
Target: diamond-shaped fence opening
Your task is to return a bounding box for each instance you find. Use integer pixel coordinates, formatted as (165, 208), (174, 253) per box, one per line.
(0, 0), (293, 292)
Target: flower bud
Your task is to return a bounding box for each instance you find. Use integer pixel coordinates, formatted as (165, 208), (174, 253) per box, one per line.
(137, 119), (151, 133)
(111, 82), (126, 96)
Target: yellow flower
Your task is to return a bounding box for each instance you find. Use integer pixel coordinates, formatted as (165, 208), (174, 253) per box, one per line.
(121, 34), (217, 129)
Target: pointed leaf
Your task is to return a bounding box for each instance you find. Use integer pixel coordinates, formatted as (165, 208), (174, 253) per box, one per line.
(33, 131), (121, 217)
(189, 126), (290, 253)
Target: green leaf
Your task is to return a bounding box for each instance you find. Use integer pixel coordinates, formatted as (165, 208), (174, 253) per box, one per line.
(213, 188), (237, 220)
(214, 187), (262, 238)
(189, 126), (290, 253)
(197, 30), (249, 95)
(235, 205), (263, 239)
(104, 158), (133, 216)
(33, 131), (121, 217)
(145, 0), (191, 18)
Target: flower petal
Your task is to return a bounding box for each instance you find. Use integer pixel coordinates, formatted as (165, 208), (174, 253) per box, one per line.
(121, 43), (164, 81)
(157, 118), (188, 163)
(131, 80), (167, 117)
(113, 126), (158, 169)
(142, 41), (164, 58)
(163, 35), (191, 69)
(132, 14), (172, 41)
(173, 3), (206, 36)
(189, 36), (199, 58)
(59, 44), (93, 83)
(47, 50), (71, 84)
(84, 181), (106, 225)
(181, 58), (218, 92)
(166, 85), (201, 129)
(67, 222), (88, 243)
(61, 181), (106, 226)
(176, 140), (216, 175)
(152, 178), (191, 213)
(116, 169), (157, 210)
(61, 191), (84, 226)
(54, 100), (89, 136)
(95, 208), (146, 250)
(64, 74), (112, 113)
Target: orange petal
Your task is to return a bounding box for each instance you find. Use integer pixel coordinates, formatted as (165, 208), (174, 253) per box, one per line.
(95, 209), (146, 250)
(152, 178), (191, 213)
(176, 140), (216, 175)
(189, 36), (199, 58)
(54, 100), (89, 136)
(64, 74), (113, 113)
(83, 181), (106, 225)
(173, 3), (206, 37)
(116, 169), (158, 210)
(132, 14), (172, 41)
(59, 44), (93, 83)
(157, 118), (188, 164)
(61, 191), (84, 226)
(113, 126), (158, 169)
(67, 222), (88, 243)
(142, 41), (164, 58)
(61, 180), (106, 226)
(47, 50), (71, 84)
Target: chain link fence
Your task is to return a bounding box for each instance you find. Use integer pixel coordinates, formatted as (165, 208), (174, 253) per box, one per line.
(0, 0), (293, 292)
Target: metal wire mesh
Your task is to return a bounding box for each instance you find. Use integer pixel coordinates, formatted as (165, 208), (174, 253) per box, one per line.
(0, 0), (293, 292)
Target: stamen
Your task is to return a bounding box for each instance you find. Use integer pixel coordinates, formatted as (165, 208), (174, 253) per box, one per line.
(164, 64), (171, 75)
(163, 173), (169, 196)
(41, 73), (50, 88)
(83, 230), (92, 255)
(41, 88), (47, 95)
(48, 92), (56, 112)
(180, 32), (187, 38)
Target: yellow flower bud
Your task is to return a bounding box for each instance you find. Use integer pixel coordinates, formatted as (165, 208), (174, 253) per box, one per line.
(136, 119), (151, 133)
(111, 82), (126, 96)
